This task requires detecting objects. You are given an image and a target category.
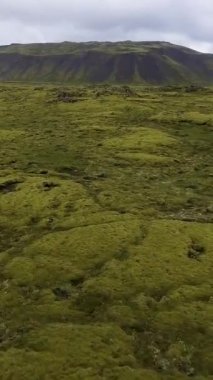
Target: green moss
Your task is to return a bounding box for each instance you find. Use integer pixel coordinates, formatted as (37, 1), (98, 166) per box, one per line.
(181, 112), (213, 125)
(104, 128), (176, 151)
(0, 84), (212, 379)
(81, 220), (213, 300)
(0, 128), (24, 142)
(0, 175), (93, 230)
(0, 324), (136, 379)
(116, 152), (172, 164)
(4, 257), (36, 286)
(17, 219), (140, 286)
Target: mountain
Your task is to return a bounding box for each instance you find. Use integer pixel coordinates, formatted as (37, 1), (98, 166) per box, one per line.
(0, 41), (212, 84)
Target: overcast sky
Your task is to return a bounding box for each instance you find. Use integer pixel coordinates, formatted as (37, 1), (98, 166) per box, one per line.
(0, 0), (212, 53)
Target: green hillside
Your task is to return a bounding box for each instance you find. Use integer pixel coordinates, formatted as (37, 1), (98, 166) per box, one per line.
(0, 83), (212, 379)
(0, 41), (212, 84)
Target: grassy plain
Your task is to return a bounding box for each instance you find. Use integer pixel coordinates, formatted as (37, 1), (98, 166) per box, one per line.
(0, 84), (212, 379)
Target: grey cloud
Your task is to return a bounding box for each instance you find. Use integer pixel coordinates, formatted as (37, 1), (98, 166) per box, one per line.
(0, 0), (212, 52)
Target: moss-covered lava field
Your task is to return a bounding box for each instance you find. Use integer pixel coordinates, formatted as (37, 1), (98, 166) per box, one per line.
(0, 84), (212, 379)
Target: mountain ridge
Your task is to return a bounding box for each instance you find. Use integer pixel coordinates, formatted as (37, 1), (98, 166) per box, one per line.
(0, 41), (212, 84)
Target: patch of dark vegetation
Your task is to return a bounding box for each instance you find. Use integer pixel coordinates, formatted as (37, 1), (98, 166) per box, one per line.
(76, 288), (110, 315)
(58, 166), (83, 177)
(160, 84), (210, 94)
(89, 261), (108, 278)
(0, 179), (22, 193)
(187, 241), (205, 261)
(184, 84), (208, 93)
(52, 287), (70, 300)
(70, 277), (85, 287)
(42, 181), (60, 191)
(114, 249), (130, 261)
(29, 215), (40, 225)
(56, 91), (79, 103)
(39, 169), (49, 175)
(94, 84), (139, 97)
(83, 171), (108, 181)
(49, 89), (86, 104)
(33, 86), (44, 91)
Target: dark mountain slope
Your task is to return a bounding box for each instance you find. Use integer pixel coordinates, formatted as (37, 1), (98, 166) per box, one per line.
(0, 41), (212, 84)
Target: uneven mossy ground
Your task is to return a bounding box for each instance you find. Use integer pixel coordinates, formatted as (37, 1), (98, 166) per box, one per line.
(0, 84), (212, 379)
